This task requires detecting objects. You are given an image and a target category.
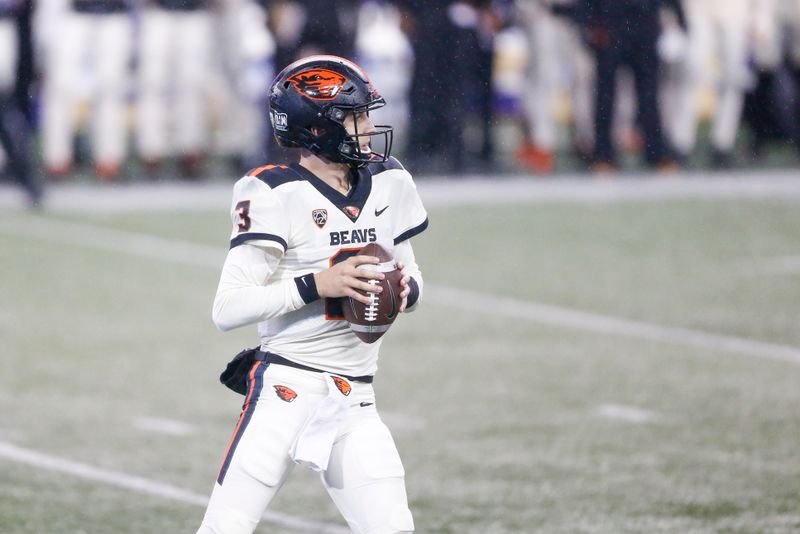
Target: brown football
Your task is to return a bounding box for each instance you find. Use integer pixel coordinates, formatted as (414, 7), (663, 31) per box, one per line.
(343, 243), (403, 343)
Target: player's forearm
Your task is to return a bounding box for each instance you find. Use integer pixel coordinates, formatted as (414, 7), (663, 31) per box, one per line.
(394, 240), (423, 312)
(212, 244), (306, 331)
(212, 280), (305, 331)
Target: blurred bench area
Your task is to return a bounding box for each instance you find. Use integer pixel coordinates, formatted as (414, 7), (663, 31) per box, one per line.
(2, 0), (800, 199)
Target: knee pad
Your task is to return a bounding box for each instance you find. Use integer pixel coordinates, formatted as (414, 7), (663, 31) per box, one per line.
(362, 504), (414, 534)
(388, 504), (414, 532)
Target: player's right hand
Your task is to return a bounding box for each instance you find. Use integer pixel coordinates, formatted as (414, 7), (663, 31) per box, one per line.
(314, 255), (385, 305)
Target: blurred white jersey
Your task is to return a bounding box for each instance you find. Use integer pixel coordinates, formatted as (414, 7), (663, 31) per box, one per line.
(0, 16), (17, 93)
(136, 3), (213, 160)
(668, 0), (753, 154)
(685, 0), (751, 19)
(39, 0), (133, 170)
(227, 159), (428, 377)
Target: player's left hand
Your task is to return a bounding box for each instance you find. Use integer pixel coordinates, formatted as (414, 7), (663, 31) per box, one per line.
(397, 260), (411, 313)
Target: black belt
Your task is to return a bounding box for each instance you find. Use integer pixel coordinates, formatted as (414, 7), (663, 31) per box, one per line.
(256, 351), (374, 384)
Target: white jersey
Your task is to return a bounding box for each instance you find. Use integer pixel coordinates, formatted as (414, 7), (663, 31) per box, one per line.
(226, 158), (428, 376)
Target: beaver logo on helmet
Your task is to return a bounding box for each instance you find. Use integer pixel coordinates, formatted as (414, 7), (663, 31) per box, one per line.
(288, 68), (348, 101)
(270, 55), (394, 166)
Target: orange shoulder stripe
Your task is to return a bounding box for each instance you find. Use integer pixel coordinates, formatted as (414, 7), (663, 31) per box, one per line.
(247, 164), (288, 177)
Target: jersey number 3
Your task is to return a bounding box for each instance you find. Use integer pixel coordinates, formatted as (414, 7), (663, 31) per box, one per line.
(236, 200), (251, 233)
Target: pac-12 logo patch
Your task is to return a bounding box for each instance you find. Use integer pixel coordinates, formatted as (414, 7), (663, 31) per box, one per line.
(331, 376), (351, 396)
(312, 209), (328, 229)
(274, 385), (297, 402)
(287, 68), (348, 101)
(271, 110), (288, 131)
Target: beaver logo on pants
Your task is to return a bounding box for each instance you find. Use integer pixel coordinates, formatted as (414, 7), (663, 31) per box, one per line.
(274, 385), (297, 402)
(331, 376), (351, 396)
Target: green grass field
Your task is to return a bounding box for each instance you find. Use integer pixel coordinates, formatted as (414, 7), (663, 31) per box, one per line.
(1, 177), (800, 533)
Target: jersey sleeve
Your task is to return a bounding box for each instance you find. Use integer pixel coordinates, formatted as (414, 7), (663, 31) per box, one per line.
(212, 244), (307, 331)
(392, 170), (429, 245)
(228, 175), (289, 253)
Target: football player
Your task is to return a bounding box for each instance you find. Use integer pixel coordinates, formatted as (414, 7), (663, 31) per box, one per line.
(667, 0), (753, 168)
(0, 0), (42, 206)
(196, 55), (427, 534)
(515, 0), (594, 173)
(135, 0), (214, 177)
(39, 0), (133, 180)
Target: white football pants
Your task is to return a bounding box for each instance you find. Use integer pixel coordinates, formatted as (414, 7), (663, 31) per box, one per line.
(751, 0), (782, 70)
(41, 11), (132, 169)
(752, 0), (800, 71)
(668, 0), (751, 154)
(196, 363), (414, 534)
(787, 0), (800, 66)
(0, 19), (17, 93)
(136, 8), (213, 160)
(211, 0), (274, 161)
(0, 18), (17, 168)
(517, 0), (594, 151)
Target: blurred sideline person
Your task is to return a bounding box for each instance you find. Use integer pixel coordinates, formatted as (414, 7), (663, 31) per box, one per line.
(195, 55), (427, 534)
(738, 0), (783, 157)
(667, 0), (752, 168)
(740, 0), (800, 158)
(515, 0), (594, 173)
(393, 0), (502, 174)
(136, 0), (214, 178)
(212, 0), (275, 173)
(0, 0), (41, 205)
(576, 0), (686, 172)
(40, 0), (133, 180)
(266, 0), (357, 77)
(354, 1), (413, 155)
(258, 1), (360, 165)
(774, 0), (800, 150)
(391, 0), (462, 173)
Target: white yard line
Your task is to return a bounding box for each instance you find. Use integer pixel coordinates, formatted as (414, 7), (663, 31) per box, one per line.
(0, 441), (349, 534)
(739, 256), (800, 276)
(428, 285), (800, 365)
(593, 404), (659, 424)
(2, 216), (800, 366)
(133, 417), (196, 436)
(380, 412), (427, 431)
(0, 216), (223, 268)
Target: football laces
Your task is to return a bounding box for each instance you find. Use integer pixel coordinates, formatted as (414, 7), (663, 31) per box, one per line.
(365, 279), (380, 321)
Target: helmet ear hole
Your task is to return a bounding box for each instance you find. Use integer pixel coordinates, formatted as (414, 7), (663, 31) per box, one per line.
(275, 137), (297, 148)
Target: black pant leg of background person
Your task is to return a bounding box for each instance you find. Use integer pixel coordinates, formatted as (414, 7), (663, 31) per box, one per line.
(791, 67), (800, 154)
(743, 69), (780, 157)
(0, 92), (41, 206)
(14, 0), (35, 123)
(628, 35), (669, 165)
(407, 25), (455, 171)
(591, 42), (621, 166)
(475, 40), (495, 167)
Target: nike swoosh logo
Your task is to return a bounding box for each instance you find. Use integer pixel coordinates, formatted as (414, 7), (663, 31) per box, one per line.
(385, 281), (398, 321)
(360, 402), (374, 407)
(375, 206), (389, 217)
